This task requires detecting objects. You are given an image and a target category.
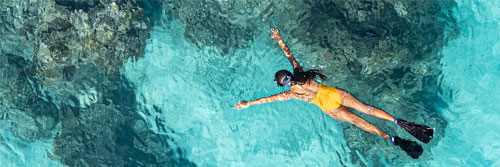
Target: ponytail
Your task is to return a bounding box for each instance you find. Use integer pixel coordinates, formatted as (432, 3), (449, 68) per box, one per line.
(291, 69), (327, 85)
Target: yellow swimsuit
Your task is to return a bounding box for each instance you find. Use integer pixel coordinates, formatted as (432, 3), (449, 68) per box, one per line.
(310, 84), (342, 111)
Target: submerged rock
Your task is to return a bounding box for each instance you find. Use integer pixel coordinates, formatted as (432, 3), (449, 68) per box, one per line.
(32, 0), (150, 108)
(51, 77), (194, 166)
(166, 0), (275, 54)
(0, 54), (59, 141)
(0, 0), (194, 166)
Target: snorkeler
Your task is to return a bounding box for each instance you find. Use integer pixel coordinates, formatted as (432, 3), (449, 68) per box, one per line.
(233, 28), (434, 159)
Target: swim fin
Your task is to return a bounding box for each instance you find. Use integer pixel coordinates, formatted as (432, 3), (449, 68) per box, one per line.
(394, 118), (434, 143)
(390, 136), (423, 159)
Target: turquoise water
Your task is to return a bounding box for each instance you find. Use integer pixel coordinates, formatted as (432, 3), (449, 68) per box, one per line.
(429, 0), (500, 166)
(0, 130), (61, 167)
(122, 22), (352, 166)
(1, 0), (500, 166)
(119, 1), (500, 166)
(122, 0), (500, 166)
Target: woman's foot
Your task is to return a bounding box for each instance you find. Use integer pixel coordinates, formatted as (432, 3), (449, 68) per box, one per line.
(389, 136), (396, 145)
(393, 118), (434, 143)
(389, 136), (423, 159)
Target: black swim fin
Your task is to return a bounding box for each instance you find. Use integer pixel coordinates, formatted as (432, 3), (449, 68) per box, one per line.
(392, 136), (423, 159)
(394, 118), (434, 143)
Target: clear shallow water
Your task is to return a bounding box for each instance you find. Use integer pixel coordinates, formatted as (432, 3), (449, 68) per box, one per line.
(122, 22), (352, 166)
(121, 1), (500, 166)
(1, 0), (500, 166)
(429, 0), (500, 166)
(0, 130), (61, 167)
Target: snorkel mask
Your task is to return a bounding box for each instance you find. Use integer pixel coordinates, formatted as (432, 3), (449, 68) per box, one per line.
(274, 70), (293, 87)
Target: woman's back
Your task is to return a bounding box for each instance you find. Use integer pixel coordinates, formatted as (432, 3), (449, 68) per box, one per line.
(290, 78), (320, 102)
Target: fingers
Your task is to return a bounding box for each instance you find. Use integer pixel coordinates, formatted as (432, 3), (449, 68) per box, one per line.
(270, 28), (279, 35)
(270, 29), (281, 41)
(233, 102), (244, 109)
(233, 104), (245, 109)
(233, 100), (250, 109)
(233, 103), (241, 109)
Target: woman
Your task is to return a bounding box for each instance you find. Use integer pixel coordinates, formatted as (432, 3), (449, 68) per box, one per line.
(233, 28), (434, 159)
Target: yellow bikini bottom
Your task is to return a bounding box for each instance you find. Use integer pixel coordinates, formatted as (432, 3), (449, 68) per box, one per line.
(310, 84), (342, 111)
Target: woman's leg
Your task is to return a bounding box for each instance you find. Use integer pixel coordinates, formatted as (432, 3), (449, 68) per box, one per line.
(337, 88), (394, 121)
(325, 106), (390, 139)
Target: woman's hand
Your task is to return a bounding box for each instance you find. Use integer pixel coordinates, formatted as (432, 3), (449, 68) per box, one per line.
(270, 28), (282, 41)
(233, 100), (249, 109)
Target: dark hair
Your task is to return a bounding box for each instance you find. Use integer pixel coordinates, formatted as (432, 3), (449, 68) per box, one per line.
(292, 69), (327, 85)
(274, 69), (327, 86)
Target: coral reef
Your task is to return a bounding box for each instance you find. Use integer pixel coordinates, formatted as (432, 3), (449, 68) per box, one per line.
(167, 0), (265, 54)
(0, 54), (59, 141)
(0, 0), (193, 166)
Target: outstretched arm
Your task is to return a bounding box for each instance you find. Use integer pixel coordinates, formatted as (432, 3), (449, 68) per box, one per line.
(270, 28), (303, 73)
(233, 91), (294, 109)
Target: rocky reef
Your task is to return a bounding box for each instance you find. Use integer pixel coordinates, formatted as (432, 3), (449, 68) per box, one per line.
(161, 0), (458, 164)
(1, 0), (193, 166)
